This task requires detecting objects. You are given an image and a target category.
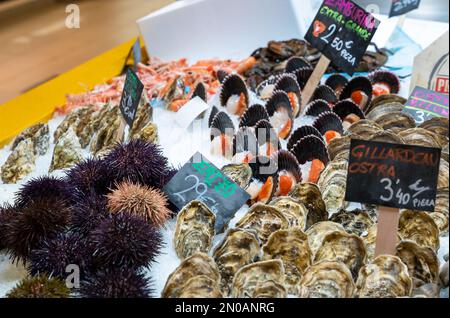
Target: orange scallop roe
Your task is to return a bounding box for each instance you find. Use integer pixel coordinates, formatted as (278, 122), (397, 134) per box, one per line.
(236, 93), (247, 116)
(308, 159), (325, 184)
(279, 175), (294, 196)
(288, 92), (300, 117)
(257, 177), (274, 202)
(373, 83), (391, 97)
(221, 134), (230, 157)
(279, 119), (293, 140)
(351, 90), (367, 106)
(242, 153), (254, 164)
(324, 130), (341, 144)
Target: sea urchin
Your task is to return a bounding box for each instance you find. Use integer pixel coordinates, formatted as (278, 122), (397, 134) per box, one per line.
(6, 274), (71, 298)
(0, 204), (16, 251)
(88, 212), (162, 270)
(66, 158), (111, 198)
(14, 176), (72, 208)
(70, 192), (110, 237)
(107, 181), (171, 227)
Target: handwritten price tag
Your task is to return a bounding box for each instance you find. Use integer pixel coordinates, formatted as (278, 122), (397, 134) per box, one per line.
(389, 0), (421, 18)
(403, 86), (449, 124)
(163, 152), (250, 232)
(345, 139), (441, 212)
(305, 0), (380, 75)
(119, 68), (144, 128)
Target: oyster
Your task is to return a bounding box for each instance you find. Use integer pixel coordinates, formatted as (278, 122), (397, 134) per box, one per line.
(396, 241), (439, 285)
(235, 203), (288, 244)
(345, 119), (383, 140)
(374, 112), (416, 130)
(1, 139), (36, 184)
(306, 222), (346, 258)
(54, 108), (82, 141)
(329, 209), (374, 236)
(362, 225), (403, 263)
(162, 253), (221, 298)
(419, 117), (449, 139)
(74, 107), (96, 148)
(90, 105), (124, 156)
(398, 210), (440, 252)
(438, 160), (449, 190)
(327, 135), (351, 161)
(11, 123), (49, 156)
(288, 183), (328, 229)
(314, 231), (366, 279)
(221, 163), (252, 189)
(368, 131), (405, 144)
(129, 100), (153, 138)
(366, 102), (404, 122)
(262, 228), (312, 294)
(134, 122), (159, 144)
(356, 255), (413, 298)
(231, 260), (286, 298)
(440, 262), (449, 288)
(174, 201), (216, 260)
(412, 283), (441, 298)
(269, 197), (308, 229)
(365, 94), (407, 115)
(299, 261), (355, 298)
(49, 127), (83, 172)
(213, 229), (260, 295)
(429, 212), (449, 236)
(317, 166), (348, 214)
(398, 128), (442, 148)
(177, 276), (223, 298)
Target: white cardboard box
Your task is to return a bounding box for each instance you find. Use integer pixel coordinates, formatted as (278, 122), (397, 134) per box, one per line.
(137, 0), (315, 62)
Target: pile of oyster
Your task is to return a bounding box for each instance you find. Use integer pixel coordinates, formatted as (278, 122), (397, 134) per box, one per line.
(0, 97), (158, 183)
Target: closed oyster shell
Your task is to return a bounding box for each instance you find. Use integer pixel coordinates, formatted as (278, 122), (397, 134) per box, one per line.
(368, 131), (405, 144)
(129, 100), (153, 138)
(162, 253), (220, 298)
(327, 136), (351, 161)
(263, 228), (312, 294)
(398, 210), (440, 252)
(366, 102), (404, 122)
(221, 163), (252, 189)
(90, 105), (124, 156)
(314, 231), (366, 279)
(1, 139), (36, 184)
(299, 261), (355, 298)
(269, 197), (308, 229)
(398, 128), (442, 148)
(174, 201), (216, 260)
(411, 283), (441, 298)
(306, 222), (346, 258)
(49, 127), (83, 173)
(440, 262), (449, 288)
(74, 107), (96, 148)
(54, 108), (82, 141)
(362, 225), (403, 263)
(134, 122), (158, 144)
(11, 123), (49, 156)
(345, 120), (383, 140)
(235, 203), (288, 244)
(177, 276), (223, 298)
(356, 255), (413, 298)
(365, 94), (406, 115)
(374, 112), (416, 130)
(288, 183), (328, 229)
(429, 212), (449, 236)
(419, 117), (449, 138)
(318, 167), (348, 214)
(329, 209), (374, 236)
(396, 241), (439, 285)
(438, 160), (449, 190)
(213, 229), (260, 295)
(231, 260), (286, 298)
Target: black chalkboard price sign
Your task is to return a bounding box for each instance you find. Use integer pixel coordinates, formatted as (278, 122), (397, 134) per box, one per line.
(345, 139), (441, 212)
(305, 0), (380, 75)
(389, 0), (421, 18)
(403, 86), (449, 125)
(163, 152), (250, 232)
(119, 68), (144, 129)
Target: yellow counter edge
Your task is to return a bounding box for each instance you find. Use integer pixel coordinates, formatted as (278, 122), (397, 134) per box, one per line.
(0, 37), (138, 148)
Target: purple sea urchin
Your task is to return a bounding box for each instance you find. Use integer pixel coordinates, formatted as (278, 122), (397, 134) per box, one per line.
(80, 268), (154, 298)
(5, 198), (71, 263)
(66, 158), (111, 198)
(28, 233), (88, 279)
(6, 274), (71, 298)
(104, 140), (170, 189)
(0, 204), (16, 251)
(14, 176), (72, 208)
(89, 213), (162, 270)
(107, 181), (171, 227)
(70, 192), (110, 237)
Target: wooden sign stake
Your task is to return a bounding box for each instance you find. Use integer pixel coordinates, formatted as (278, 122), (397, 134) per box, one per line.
(301, 55), (331, 110)
(116, 117), (127, 142)
(374, 206), (401, 257)
(397, 14), (407, 28)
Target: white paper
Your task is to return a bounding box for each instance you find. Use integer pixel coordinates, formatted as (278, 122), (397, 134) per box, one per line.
(174, 97), (210, 129)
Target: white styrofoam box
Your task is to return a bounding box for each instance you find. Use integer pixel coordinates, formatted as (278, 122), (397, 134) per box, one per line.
(137, 0), (315, 63)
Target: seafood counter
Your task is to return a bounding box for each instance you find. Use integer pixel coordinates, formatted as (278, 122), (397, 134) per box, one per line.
(0, 38), (448, 299)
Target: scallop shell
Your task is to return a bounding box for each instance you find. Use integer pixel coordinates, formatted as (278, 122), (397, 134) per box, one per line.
(398, 210), (440, 252)
(231, 260), (286, 298)
(285, 56), (312, 73)
(314, 231), (367, 279)
(162, 253), (221, 298)
(191, 82), (207, 102)
(273, 150), (302, 182)
(365, 94), (406, 115)
(398, 128), (442, 148)
(340, 76), (373, 111)
(1, 139), (36, 184)
(269, 197), (308, 230)
(292, 67), (314, 89)
(287, 126), (323, 152)
(239, 104), (269, 128)
(221, 163), (252, 189)
(49, 127), (83, 173)
(362, 225), (403, 263)
(210, 112), (235, 141)
(369, 70), (400, 94)
(289, 183), (328, 229)
(254, 119), (281, 154)
(11, 123), (50, 156)
(248, 156), (279, 204)
(374, 111), (416, 130)
(235, 203), (288, 244)
(299, 261), (356, 298)
(256, 76), (280, 101)
(265, 91), (294, 139)
(396, 240), (440, 285)
(174, 201), (216, 260)
(208, 106), (219, 128)
(213, 229), (260, 295)
(274, 74), (302, 117)
(356, 255), (412, 298)
(291, 135), (330, 166)
(311, 85), (338, 105)
(313, 112), (344, 136)
(345, 119), (384, 140)
(325, 74), (349, 96)
(263, 228), (312, 294)
(329, 210), (375, 236)
(333, 100), (365, 127)
(217, 70), (229, 84)
(232, 127), (258, 159)
(306, 222), (346, 258)
(304, 99), (331, 117)
(220, 74), (249, 116)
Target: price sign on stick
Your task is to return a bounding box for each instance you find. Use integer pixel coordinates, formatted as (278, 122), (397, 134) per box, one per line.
(345, 139), (441, 256)
(163, 152), (250, 233)
(119, 68), (144, 129)
(403, 86), (449, 124)
(389, 0), (421, 18)
(302, 0), (380, 107)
